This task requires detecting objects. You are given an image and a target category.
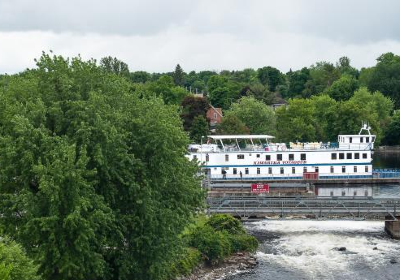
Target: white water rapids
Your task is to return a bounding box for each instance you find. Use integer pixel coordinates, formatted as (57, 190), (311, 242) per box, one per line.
(228, 220), (400, 280)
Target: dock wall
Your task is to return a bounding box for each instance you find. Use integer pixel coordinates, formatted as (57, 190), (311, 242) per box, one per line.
(385, 217), (400, 239)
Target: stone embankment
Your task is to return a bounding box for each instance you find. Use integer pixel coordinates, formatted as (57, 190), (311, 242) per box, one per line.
(181, 252), (257, 280)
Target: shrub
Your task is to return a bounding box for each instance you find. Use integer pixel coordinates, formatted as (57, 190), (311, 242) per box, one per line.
(206, 214), (245, 235)
(167, 247), (202, 278)
(229, 234), (259, 253)
(189, 225), (232, 263)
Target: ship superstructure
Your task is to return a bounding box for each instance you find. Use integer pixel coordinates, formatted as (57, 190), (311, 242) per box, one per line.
(188, 124), (376, 180)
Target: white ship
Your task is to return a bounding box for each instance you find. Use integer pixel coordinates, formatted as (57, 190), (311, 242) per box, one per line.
(188, 124), (375, 180)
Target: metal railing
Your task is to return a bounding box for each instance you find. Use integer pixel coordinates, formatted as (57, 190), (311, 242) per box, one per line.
(207, 196), (400, 220)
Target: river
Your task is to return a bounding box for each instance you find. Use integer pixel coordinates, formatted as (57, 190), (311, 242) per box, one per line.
(228, 152), (400, 280)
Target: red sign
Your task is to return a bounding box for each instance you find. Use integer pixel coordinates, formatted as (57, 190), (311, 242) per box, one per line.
(251, 183), (270, 193)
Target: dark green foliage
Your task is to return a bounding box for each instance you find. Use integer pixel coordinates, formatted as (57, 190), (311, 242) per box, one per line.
(180, 95), (210, 131)
(383, 110), (400, 145)
(173, 64), (185, 86)
(257, 66), (285, 92)
(367, 52), (400, 108)
(0, 53), (205, 280)
(190, 115), (209, 143)
(303, 62), (340, 97)
(130, 71), (152, 83)
(0, 238), (41, 280)
(286, 68), (311, 99)
(206, 214), (245, 235)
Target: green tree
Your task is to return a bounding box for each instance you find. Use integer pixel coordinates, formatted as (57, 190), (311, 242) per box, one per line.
(303, 62), (340, 97)
(217, 115), (249, 135)
(324, 74), (359, 101)
(226, 97), (276, 134)
(190, 115), (209, 143)
(383, 110), (400, 145)
(145, 75), (188, 105)
(100, 56), (130, 78)
(180, 95), (210, 131)
(0, 238), (41, 280)
(286, 67), (310, 98)
(130, 71), (151, 83)
(257, 66), (284, 92)
(173, 64), (185, 86)
(0, 53), (204, 280)
(367, 52), (400, 108)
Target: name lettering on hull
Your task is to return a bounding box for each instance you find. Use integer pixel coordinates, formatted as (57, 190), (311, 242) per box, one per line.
(253, 160), (307, 165)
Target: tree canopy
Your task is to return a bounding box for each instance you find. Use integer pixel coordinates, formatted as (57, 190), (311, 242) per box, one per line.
(0, 53), (204, 280)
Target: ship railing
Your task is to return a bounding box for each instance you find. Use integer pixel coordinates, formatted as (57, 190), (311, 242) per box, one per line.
(214, 143), (372, 152)
(372, 169), (400, 179)
(210, 173), (377, 180)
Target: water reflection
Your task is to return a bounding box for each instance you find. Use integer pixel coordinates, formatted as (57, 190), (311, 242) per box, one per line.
(373, 152), (400, 169)
(315, 184), (400, 199)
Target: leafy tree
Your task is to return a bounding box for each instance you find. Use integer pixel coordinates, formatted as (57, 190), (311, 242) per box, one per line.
(217, 115), (249, 135)
(190, 115), (209, 143)
(241, 82), (275, 104)
(286, 67), (310, 98)
(0, 238), (41, 280)
(383, 110), (400, 145)
(324, 74), (359, 101)
(173, 64), (185, 86)
(336, 56), (359, 78)
(180, 95), (210, 131)
(257, 66), (284, 92)
(303, 62), (340, 97)
(276, 98), (317, 142)
(367, 52), (400, 108)
(130, 71), (151, 83)
(226, 97), (276, 134)
(145, 75), (188, 105)
(0, 53), (204, 280)
(100, 56), (130, 78)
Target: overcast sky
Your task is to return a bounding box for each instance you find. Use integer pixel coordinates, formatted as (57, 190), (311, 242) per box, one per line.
(1, 0), (400, 74)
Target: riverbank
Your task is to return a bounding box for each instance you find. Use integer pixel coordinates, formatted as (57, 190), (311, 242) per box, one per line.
(181, 252), (257, 280)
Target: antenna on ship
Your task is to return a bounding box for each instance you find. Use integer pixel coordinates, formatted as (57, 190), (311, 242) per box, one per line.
(359, 121), (371, 135)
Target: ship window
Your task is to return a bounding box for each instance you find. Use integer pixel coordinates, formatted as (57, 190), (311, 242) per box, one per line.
(193, 155), (197, 160)
(339, 153), (344, 159)
(303, 167), (307, 173)
(256, 154), (260, 158)
(342, 166), (346, 173)
(354, 166), (357, 173)
(277, 154), (282, 161)
(292, 167), (295, 174)
(289, 154), (294, 160)
(366, 137), (369, 143)
(225, 154), (229, 161)
(330, 166), (334, 173)
(233, 168), (237, 174)
(301, 153), (306, 160)
(206, 154), (209, 162)
(266, 155), (271, 160)
(280, 167), (284, 174)
(257, 168), (260, 174)
(354, 153), (359, 159)
(360, 137), (364, 143)
(245, 168), (249, 175)
(237, 154), (244, 159)
(331, 153), (337, 160)
(365, 166), (368, 172)
(362, 153), (367, 159)
(268, 167), (272, 174)
(347, 153), (352, 159)
(315, 166), (319, 173)
(349, 137), (353, 143)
